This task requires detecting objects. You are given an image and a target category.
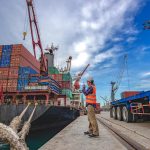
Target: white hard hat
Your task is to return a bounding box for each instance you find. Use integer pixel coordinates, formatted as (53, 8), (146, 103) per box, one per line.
(87, 76), (93, 82)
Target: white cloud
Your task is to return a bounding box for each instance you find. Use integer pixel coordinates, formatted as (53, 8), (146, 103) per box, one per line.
(72, 52), (90, 68)
(141, 72), (150, 77)
(92, 46), (121, 66)
(126, 37), (136, 43)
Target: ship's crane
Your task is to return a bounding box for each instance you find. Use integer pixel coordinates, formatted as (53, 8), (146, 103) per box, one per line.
(74, 64), (90, 90)
(111, 54), (128, 101)
(66, 56), (72, 72)
(24, 0), (47, 75)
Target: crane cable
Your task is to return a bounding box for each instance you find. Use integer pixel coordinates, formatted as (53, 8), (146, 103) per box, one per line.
(125, 56), (130, 91)
(23, 6), (28, 40)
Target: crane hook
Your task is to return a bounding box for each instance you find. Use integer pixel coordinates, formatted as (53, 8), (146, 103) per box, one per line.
(23, 32), (27, 40)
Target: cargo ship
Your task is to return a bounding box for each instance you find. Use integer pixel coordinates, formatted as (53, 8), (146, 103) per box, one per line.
(0, 44), (79, 130)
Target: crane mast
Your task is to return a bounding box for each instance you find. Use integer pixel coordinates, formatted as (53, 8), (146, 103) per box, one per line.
(110, 55), (128, 102)
(26, 0), (47, 75)
(66, 56), (72, 72)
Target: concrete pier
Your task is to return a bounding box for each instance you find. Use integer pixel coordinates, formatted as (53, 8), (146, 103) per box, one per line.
(39, 115), (127, 150)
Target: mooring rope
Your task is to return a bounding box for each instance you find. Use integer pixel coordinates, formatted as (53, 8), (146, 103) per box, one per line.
(0, 103), (38, 150)
(0, 123), (28, 150)
(19, 103), (38, 140)
(9, 103), (31, 133)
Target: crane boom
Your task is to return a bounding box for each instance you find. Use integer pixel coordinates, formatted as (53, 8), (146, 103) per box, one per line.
(26, 0), (47, 75)
(74, 64), (90, 90)
(78, 64), (90, 77)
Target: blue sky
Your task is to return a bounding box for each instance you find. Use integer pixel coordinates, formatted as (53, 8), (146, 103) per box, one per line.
(0, 0), (150, 104)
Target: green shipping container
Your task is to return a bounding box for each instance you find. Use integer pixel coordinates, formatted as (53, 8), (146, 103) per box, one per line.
(62, 89), (72, 99)
(48, 67), (59, 74)
(62, 72), (72, 81)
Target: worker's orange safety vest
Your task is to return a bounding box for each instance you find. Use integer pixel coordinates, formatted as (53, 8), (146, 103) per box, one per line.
(86, 85), (96, 104)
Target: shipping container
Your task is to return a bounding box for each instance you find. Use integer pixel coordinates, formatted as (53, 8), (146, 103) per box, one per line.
(48, 67), (59, 74)
(62, 89), (72, 98)
(0, 79), (18, 92)
(50, 74), (63, 81)
(58, 81), (72, 89)
(17, 66), (38, 91)
(121, 91), (140, 98)
(0, 45), (12, 67)
(0, 44), (40, 72)
(11, 44), (40, 72)
(62, 72), (72, 81)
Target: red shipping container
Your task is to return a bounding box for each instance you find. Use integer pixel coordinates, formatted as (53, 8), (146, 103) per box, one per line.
(0, 67), (19, 79)
(50, 74), (63, 81)
(11, 44), (40, 73)
(0, 79), (18, 92)
(28, 82), (38, 86)
(0, 45), (2, 57)
(0, 68), (9, 78)
(9, 67), (19, 78)
(58, 81), (72, 89)
(121, 91), (140, 98)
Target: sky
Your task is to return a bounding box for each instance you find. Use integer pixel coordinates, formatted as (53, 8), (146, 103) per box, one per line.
(0, 0), (150, 105)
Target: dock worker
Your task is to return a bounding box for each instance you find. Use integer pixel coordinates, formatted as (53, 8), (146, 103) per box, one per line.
(82, 76), (99, 137)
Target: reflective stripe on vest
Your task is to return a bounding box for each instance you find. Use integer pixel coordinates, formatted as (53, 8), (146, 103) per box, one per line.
(86, 85), (96, 104)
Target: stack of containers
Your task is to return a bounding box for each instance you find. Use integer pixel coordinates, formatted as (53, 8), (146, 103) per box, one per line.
(0, 44), (40, 92)
(17, 67), (38, 91)
(0, 45), (12, 67)
(28, 74), (39, 86)
(61, 72), (72, 98)
(38, 76), (61, 94)
(11, 44), (40, 72)
(48, 67), (59, 74)
(0, 45), (17, 92)
(0, 45), (2, 57)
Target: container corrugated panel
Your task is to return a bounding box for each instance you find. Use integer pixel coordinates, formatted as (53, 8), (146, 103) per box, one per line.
(28, 82), (39, 86)
(62, 72), (72, 81)
(17, 66), (38, 91)
(12, 44), (40, 72)
(17, 78), (29, 91)
(121, 91), (140, 98)
(0, 46), (2, 60)
(0, 79), (17, 92)
(62, 89), (72, 98)
(58, 81), (72, 89)
(29, 76), (39, 83)
(49, 84), (61, 95)
(50, 74), (63, 81)
(48, 67), (59, 74)
(0, 68), (9, 78)
(0, 67), (19, 79)
(0, 45), (13, 67)
(0, 45), (2, 51)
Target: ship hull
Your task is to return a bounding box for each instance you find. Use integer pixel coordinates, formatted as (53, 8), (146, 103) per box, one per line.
(0, 104), (80, 130)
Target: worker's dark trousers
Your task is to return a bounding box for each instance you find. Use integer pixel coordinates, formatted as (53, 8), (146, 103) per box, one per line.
(87, 105), (99, 135)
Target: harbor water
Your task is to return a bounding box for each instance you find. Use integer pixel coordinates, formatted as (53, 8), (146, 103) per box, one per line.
(0, 120), (72, 150)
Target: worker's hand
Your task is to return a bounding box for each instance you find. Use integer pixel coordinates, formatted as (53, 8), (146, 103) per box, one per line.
(82, 84), (85, 89)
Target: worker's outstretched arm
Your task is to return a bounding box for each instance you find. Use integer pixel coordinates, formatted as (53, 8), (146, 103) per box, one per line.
(82, 86), (93, 96)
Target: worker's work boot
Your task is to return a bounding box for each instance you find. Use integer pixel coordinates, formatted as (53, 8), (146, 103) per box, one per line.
(84, 131), (91, 135)
(88, 133), (99, 137)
